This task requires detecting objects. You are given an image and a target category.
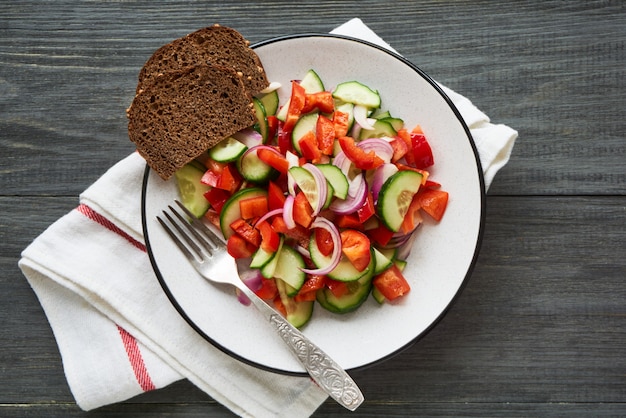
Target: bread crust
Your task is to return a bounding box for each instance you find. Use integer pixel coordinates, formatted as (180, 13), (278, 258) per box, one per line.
(128, 64), (256, 180)
(137, 25), (269, 96)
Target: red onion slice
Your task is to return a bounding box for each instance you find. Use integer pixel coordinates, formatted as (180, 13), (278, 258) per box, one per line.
(254, 208), (284, 226)
(353, 104), (376, 130)
(357, 137), (394, 163)
(232, 128), (263, 148)
(329, 173), (367, 214)
(370, 163), (399, 202)
(301, 217), (342, 275)
(282, 195), (296, 229)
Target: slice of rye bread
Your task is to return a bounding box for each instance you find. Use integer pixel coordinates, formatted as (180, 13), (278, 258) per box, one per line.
(127, 64), (257, 180)
(136, 25), (269, 96)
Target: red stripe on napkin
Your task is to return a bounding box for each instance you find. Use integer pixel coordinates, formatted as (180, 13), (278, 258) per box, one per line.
(117, 326), (157, 392)
(75, 203), (155, 392)
(76, 204), (146, 252)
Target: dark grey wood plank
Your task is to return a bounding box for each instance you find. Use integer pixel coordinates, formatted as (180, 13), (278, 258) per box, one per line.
(1, 1), (625, 195)
(3, 196), (624, 415)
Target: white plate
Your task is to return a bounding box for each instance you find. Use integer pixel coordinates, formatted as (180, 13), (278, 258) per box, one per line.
(142, 34), (485, 375)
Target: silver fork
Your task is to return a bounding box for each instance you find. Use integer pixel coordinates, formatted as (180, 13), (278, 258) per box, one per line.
(157, 200), (364, 411)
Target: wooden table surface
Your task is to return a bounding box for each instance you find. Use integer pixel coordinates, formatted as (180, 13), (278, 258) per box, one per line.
(2, 1), (625, 416)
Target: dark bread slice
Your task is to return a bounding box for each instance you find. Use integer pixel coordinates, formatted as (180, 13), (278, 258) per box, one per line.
(137, 25), (269, 96)
(127, 64), (256, 180)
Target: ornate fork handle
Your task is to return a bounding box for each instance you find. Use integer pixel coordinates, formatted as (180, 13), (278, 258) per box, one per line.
(240, 286), (364, 411)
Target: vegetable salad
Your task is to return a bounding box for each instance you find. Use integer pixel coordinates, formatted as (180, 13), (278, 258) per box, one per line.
(175, 69), (449, 328)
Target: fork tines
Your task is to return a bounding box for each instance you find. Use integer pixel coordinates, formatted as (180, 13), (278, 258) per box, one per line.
(156, 200), (223, 262)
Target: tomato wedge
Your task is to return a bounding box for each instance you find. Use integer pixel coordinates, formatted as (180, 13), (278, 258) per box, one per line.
(340, 230), (371, 272)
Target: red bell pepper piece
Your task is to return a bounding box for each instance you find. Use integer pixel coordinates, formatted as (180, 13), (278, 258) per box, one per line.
(256, 220), (281, 253)
(314, 227), (334, 257)
(301, 91), (335, 114)
(356, 191), (375, 223)
(255, 277), (278, 300)
(298, 131), (323, 163)
(267, 180), (286, 211)
(366, 222), (394, 247)
(294, 274), (326, 302)
(239, 195), (269, 220)
(226, 234), (257, 258)
(373, 264), (411, 300)
(395, 128), (415, 166)
(332, 110), (350, 138)
(338, 136), (384, 170)
(411, 131), (434, 169)
(266, 115), (278, 143)
(203, 187), (230, 214)
(271, 216), (310, 248)
(257, 147), (289, 174)
(316, 114), (336, 155)
(415, 189), (449, 221)
(216, 164), (243, 194)
(229, 218), (261, 247)
(340, 230), (371, 272)
(389, 137), (409, 162)
(282, 81), (306, 133)
(325, 278), (349, 298)
(293, 191), (314, 228)
(399, 194), (424, 234)
(335, 213), (363, 230)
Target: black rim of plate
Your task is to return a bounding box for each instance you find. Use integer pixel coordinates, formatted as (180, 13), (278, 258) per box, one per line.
(141, 33), (486, 376)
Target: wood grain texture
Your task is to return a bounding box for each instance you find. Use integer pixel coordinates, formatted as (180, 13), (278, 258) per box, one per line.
(1, 0), (625, 417)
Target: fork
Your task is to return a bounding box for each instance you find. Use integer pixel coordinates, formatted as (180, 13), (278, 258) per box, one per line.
(157, 200), (364, 411)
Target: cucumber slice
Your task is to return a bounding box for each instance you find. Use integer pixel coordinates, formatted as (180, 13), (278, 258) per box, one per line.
(300, 69), (325, 93)
(376, 170), (423, 232)
(373, 110), (391, 120)
(309, 232), (370, 282)
(275, 69), (325, 122)
(252, 98), (269, 142)
(316, 164), (348, 199)
(379, 116), (404, 131)
(291, 112), (319, 154)
(174, 163), (211, 218)
(260, 237), (284, 278)
(219, 188), (267, 239)
(257, 89), (279, 116)
(371, 286), (386, 304)
(373, 247), (393, 275)
(358, 119), (397, 140)
(276, 98), (289, 122)
(272, 245), (306, 292)
(276, 278), (314, 328)
(238, 148), (277, 184)
(289, 166), (322, 213)
(332, 81), (381, 108)
(250, 236), (281, 269)
(317, 251), (374, 313)
(208, 136), (248, 163)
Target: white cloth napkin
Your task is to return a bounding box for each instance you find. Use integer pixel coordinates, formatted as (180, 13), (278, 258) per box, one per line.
(18, 18), (517, 417)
